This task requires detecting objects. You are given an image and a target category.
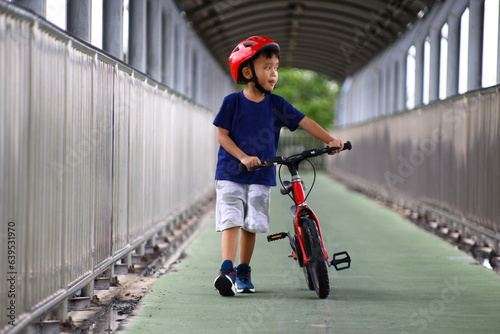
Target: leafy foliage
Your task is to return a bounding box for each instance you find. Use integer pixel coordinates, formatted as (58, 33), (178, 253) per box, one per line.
(273, 68), (339, 129)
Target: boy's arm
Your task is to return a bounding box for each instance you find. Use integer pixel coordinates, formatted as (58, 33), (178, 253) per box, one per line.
(217, 127), (261, 169)
(298, 116), (344, 154)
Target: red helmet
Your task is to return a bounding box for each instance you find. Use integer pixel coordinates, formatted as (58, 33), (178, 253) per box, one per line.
(228, 36), (280, 84)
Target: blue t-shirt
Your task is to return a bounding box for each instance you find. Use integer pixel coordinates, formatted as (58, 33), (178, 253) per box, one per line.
(214, 91), (305, 186)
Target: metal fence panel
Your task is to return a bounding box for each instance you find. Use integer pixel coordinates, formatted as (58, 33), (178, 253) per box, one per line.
(112, 69), (131, 253)
(1, 12), (32, 326)
(26, 24), (67, 309)
(93, 58), (114, 266)
(64, 47), (94, 285)
(0, 5), (219, 331)
(329, 89), (500, 236)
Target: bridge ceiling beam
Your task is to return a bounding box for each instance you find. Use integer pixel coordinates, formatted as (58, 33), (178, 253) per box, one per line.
(174, 0), (437, 82)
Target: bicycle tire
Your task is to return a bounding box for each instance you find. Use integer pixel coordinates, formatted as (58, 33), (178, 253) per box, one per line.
(303, 266), (315, 290)
(301, 218), (330, 299)
(294, 234), (314, 290)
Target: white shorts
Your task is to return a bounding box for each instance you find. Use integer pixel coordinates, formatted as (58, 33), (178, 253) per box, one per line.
(215, 180), (271, 233)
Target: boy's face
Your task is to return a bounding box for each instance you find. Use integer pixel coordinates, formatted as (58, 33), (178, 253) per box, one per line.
(246, 54), (279, 92)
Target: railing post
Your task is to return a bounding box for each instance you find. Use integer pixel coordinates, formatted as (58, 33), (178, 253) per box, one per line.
(82, 280), (95, 299)
(56, 299), (68, 323)
(125, 252), (133, 268)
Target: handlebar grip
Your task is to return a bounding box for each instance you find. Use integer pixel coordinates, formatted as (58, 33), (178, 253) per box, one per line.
(343, 141), (352, 151)
(238, 163), (248, 172)
(239, 163), (261, 172)
(325, 141), (352, 153)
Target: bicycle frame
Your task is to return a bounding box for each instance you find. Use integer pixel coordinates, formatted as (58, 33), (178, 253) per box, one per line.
(288, 167), (329, 266)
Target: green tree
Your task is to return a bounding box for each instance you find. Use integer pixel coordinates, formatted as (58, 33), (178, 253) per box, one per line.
(273, 68), (339, 130)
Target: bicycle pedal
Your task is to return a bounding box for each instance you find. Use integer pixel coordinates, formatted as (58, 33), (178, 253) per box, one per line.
(267, 232), (288, 242)
(331, 251), (351, 271)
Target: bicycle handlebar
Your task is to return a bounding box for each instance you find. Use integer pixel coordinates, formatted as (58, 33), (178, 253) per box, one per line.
(238, 141), (352, 172)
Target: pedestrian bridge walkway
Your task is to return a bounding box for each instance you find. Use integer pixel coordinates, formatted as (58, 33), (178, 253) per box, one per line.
(123, 173), (500, 334)
(2, 1), (500, 333)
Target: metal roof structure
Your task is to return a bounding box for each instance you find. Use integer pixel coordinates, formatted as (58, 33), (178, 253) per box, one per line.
(174, 0), (438, 82)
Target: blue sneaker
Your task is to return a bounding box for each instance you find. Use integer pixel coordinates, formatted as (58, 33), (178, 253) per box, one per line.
(236, 263), (255, 293)
(214, 260), (236, 296)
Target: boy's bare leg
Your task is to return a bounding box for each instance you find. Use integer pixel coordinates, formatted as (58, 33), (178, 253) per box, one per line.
(239, 229), (256, 265)
(221, 226), (240, 264)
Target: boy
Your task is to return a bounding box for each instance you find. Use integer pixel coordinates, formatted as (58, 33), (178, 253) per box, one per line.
(213, 36), (343, 296)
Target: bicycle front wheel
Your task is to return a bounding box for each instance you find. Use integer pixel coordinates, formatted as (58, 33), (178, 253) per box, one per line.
(301, 218), (330, 299)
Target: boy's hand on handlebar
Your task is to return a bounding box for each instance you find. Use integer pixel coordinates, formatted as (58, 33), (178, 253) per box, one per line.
(240, 156), (261, 171)
(327, 139), (344, 155)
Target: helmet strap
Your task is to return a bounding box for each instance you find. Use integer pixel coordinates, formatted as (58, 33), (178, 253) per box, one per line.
(249, 62), (272, 95)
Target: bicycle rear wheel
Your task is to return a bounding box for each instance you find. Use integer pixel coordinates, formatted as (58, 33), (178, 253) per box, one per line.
(301, 218), (330, 299)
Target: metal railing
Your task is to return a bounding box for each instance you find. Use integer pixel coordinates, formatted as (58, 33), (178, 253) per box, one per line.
(328, 86), (500, 254)
(0, 3), (219, 332)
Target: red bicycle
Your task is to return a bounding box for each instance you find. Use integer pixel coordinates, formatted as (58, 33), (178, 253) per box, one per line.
(239, 142), (352, 299)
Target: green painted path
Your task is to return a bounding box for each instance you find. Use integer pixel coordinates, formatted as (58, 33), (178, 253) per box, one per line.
(123, 173), (500, 334)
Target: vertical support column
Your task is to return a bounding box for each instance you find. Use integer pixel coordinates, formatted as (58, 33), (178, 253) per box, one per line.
(82, 280), (94, 299)
(447, 13), (460, 98)
(56, 299), (68, 322)
(498, 4), (500, 84)
(351, 82), (358, 123)
(363, 77), (370, 120)
(13, 0), (46, 17)
(103, 0), (123, 60)
(378, 68), (386, 117)
(137, 242), (146, 256)
(161, 9), (172, 85)
(387, 61), (396, 114)
(414, 38), (424, 107)
(385, 65), (392, 115)
(193, 51), (201, 104)
(468, 0), (484, 91)
(429, 25), (440, 102)
(148, 235), (156, 248)
(125, 252), (132, 268)
(174, 23), (185, 94)
(147, 0), (162, 81)
(371, 72), (379, 118)
(129, 0), (147, 72)
(104, 266), (115, 280)
(66, 0), (91, 43)
(397, 51), (407, 112)
(185, 39), (193, 98)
